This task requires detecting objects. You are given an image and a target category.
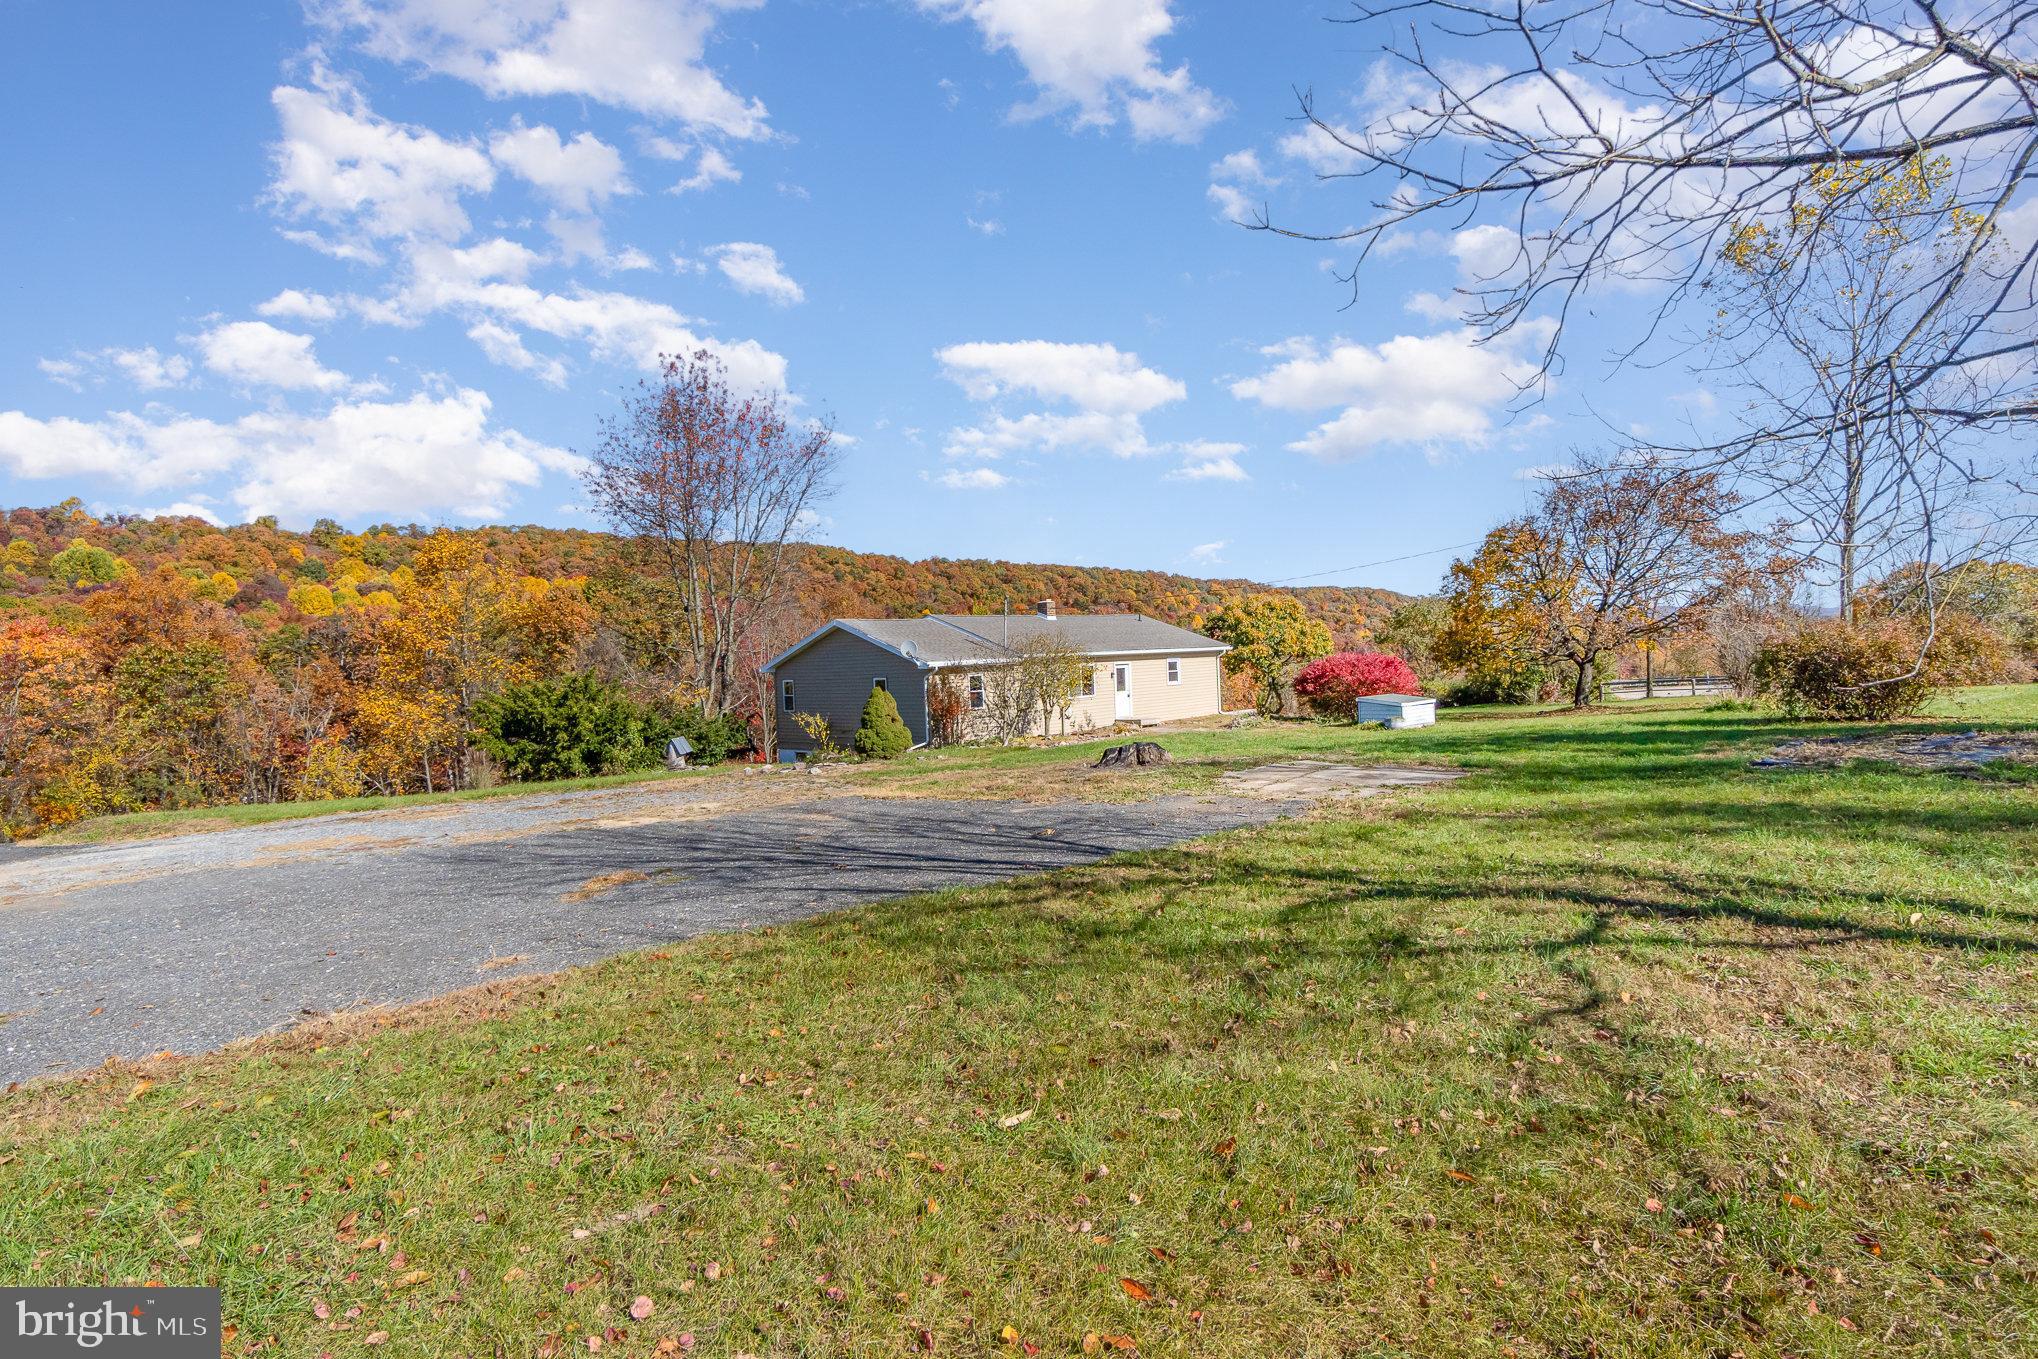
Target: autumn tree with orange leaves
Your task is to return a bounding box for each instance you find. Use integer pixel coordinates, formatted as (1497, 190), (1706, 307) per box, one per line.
(1443, 467), (1781, 708)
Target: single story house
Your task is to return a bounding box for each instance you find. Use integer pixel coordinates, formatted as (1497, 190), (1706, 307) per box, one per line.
(764, 600), (1230, 758)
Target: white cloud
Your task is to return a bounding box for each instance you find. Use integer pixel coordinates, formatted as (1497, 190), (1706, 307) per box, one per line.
(936, 340), (1183, 415)
(966, 215), (1005, 236)
(1187, 539), (1226, 562)
(1167, 438), (1248, 481)
(466, 319), (569, 387)
(917, 0), (1222, 141)
(1514, 462), (1578, 481)
(708, 241), (804, 305)
(145, 501), (228, 525)
(389, 250), (789, 391)
(1403, 291), (1466, 322)
(36, 358), (87, 391)
(268, 68), (496, 244)
(1450, 224), (1520, 284)
(1207, 147), (1277, 221)
(1277, 119), (1365, 175)
(944, 410), (1152, 460)
(106, 347), (191, 390)
(279, 227), (386, 266)
(310, 0), (772, 139)
(0, 387), (577, 522)
(0, 409), (244, 485)
(195, 320), (353, 392)
(938, 466), (1010, 490)
(38, 347), (193, 393)
(936, 340), (1186, 465)
(489, 121), (633, 212)
(670, 145), (742, 194)
(1231, 325), (1550, 460)
(257, 289), (341, 323)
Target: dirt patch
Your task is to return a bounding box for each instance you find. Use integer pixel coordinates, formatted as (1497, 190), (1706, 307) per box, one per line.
(563, 870), (649, 903)
(1754, 729), (2038, 771)
(1221, 760), (1468, 798)
(477, 954), (531, 971)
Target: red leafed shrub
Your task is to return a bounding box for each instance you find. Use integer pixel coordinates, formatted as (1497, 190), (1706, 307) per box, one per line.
(1292, 651), (1422, 717)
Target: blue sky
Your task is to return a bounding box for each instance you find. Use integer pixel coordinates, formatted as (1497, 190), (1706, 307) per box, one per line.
(0, 0), (1662, 594)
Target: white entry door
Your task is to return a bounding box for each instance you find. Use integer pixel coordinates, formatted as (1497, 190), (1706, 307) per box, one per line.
(1113, 664), (1132, 720)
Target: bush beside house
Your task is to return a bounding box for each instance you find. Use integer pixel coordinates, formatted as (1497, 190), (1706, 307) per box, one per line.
(474, 675), (751, 780)
(853, 685), (913, 758)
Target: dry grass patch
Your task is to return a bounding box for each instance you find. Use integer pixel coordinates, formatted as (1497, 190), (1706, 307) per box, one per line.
(563, 869), (651, 903)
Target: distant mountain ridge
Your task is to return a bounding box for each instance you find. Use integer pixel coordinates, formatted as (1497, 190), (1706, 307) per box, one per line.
(0, 504), (1408, 645)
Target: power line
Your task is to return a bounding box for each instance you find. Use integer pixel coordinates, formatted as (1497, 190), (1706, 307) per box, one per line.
(1261, 540), (1482, 587)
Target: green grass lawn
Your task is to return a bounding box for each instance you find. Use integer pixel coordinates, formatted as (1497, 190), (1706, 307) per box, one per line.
(3, 691), (2035, 1356)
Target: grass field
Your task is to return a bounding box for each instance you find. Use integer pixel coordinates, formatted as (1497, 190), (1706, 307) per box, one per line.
(2, 691), (2034, 1356)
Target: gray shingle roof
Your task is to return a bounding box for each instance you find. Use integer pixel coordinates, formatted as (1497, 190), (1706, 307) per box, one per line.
(768, 612), (1227, 671)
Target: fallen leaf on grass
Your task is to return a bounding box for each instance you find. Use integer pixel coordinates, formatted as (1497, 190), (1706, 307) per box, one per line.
(1118, 1278), (1152, 1301)
(1445, 1169), (1477, 1184)
(364, 1332), (388, 1346)
(1210, 1138), (1235, 1163)
(1645, 1198), (1664, 1213)
(630, 1297), (654, 1321)
(125, 1080), (154, 1103)
(1783, 1193), (1815, 1211)
(999, 1108), (1034, 1129)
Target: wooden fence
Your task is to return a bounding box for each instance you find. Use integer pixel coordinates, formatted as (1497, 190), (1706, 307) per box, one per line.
(1599, 675), (1736, 701)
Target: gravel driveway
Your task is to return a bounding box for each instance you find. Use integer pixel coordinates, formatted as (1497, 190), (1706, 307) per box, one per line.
(0, 783), (1292, 1084)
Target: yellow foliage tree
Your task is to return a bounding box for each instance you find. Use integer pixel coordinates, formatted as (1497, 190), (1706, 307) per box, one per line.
(289, 581), (337, 617)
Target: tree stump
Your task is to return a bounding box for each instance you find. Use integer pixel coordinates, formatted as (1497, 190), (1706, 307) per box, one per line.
(1094, 741), (1169, 769)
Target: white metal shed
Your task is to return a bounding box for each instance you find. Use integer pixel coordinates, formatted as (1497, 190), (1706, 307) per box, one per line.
(1357, 693), (1436, 729)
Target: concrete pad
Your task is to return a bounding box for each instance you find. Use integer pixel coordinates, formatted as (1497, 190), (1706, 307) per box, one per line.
(1220, 760), (1467, 799)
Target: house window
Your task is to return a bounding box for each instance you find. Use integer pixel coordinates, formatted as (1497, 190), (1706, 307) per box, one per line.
(968, 674), (985, 709)
(872, 677), (887, 693)
(781, 679), (795, 711)
(1080, 667), (1096, 697)
(1166, 658), (1181, 685)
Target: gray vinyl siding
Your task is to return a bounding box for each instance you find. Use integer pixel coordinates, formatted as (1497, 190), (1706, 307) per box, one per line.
(772, 629), (928, 752)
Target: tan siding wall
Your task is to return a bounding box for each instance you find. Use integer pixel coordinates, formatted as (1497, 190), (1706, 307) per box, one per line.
(938, 651), (1225, 739)
(772, 629), (928, 752)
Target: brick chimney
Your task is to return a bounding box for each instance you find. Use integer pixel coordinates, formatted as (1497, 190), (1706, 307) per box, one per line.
(1035, 598), (1056, 618)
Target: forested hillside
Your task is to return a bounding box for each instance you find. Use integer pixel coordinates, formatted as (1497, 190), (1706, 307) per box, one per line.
(0, 501), (1404, 835)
